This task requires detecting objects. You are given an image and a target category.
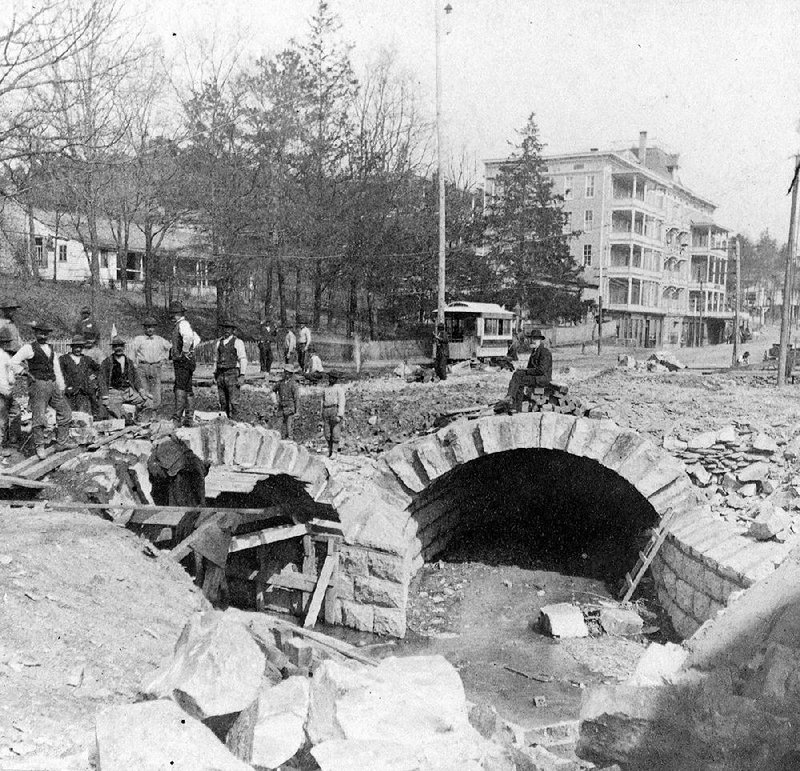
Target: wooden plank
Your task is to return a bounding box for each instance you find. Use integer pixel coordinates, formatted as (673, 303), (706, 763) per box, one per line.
(264, 571), (336, 593)
(324, 538), (340, 626)
(169, 513), (224, 562)
(0, 475), (54, 489)
(229, 524), (308, 553)
(303, 552), (338, 629)
(266, 617), (377, 666)
(301, 534), (316, 609)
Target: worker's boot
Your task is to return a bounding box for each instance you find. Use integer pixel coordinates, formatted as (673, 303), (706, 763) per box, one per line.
(55, 424), (78, 451)
(32, 426), (48, 459)
(172, 389), (186, 428)
(183, 395), (195, 428)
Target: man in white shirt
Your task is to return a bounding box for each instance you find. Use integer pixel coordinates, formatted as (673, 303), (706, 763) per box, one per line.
(214, 318), (248, 419)
(284, 325), (297, 364)
(0, 298), (22, 352)
(297, 321), (311, 370)
(0, 330), (16, 454)
(132, 317), (172, 409)
(321, 370), (346, 457)
(169, 300), (199, 427)
(11, 319), (75, 458)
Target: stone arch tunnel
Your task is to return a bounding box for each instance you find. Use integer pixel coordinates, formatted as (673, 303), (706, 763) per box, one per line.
(164, 414), (774, 640)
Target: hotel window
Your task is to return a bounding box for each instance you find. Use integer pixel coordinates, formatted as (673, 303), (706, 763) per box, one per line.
(34, 237), (46, 267)
(563, 211), (572, 231)
(584, 210), (593, 230)
(585, 175), (595, 198)
(564, 175), (573, 200)
(100, 250), (109, 269)
(58, 244), (67, 262)
(583, 244), (593, 266)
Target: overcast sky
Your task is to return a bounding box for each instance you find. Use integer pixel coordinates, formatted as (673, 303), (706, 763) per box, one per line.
(150, 0), (800, 241)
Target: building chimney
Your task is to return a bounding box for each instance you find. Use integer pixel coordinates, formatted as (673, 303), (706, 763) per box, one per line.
(638, 131), (647, 165)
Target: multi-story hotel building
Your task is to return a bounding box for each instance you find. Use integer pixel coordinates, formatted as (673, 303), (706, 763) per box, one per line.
(484, 132), (733, 347)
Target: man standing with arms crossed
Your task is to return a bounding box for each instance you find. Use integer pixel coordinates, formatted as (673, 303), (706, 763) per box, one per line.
(169, 301), (199, 428)
(214, 318), (247, 419)
(12, 320), (75, 458)
(132, 317), (172, 412)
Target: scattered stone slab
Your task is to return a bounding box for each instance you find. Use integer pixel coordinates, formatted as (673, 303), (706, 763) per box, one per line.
(687, 463), (712, 486)
(226, 676), (310, 769)
(628, 642), (688, 687)
(717, 425), (737, 444)
(752, 434), (779, 454)
(599, 607), (643, 637)
(688, 431), (716, 451)
(93, 418), (126, 434)
(142, 610), (265, 721)
(538, 603), (589, 638)
(737, 461), (770, 484)
(749, 504), (791, 541)
(739, 483), (758, 498)
(96, 700), (251, 771)
(663, 435), (688, 452)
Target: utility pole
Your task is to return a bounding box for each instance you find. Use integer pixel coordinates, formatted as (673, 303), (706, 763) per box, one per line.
(435, 3), (451, 325)
(731, 237), (740, 367)
(777, 154), (800, 387)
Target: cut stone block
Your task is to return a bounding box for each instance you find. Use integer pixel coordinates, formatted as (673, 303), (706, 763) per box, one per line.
(748, 504), (791, 541)
(751, 433), (779, 454)
(737, 461), (770, 483)
(628, 642), (688, 687)
(599, 606), (644, 636)
(538, 603), (589, 638)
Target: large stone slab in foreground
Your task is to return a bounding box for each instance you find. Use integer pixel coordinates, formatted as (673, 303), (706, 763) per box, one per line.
(96, 700), (251, 771)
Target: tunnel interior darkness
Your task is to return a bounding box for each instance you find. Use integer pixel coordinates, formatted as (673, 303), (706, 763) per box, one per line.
(411, 448), (660, 586)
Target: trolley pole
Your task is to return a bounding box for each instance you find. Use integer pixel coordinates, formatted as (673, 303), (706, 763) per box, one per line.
(778, 154), (800, 387)
(731, 237), (740, 367)
(435, 2), (448, 325)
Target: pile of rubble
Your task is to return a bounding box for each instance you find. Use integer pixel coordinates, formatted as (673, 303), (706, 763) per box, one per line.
(617, 351), (686, 373)
(93, 609), (617, 770)
(663, 423), (800, 540)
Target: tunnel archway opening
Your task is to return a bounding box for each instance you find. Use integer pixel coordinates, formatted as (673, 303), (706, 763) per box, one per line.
(411, 448), (660, 588)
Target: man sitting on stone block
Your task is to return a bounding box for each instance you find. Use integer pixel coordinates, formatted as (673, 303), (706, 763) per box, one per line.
(495, 328), (552, 414)
(100, 337), (151, 422)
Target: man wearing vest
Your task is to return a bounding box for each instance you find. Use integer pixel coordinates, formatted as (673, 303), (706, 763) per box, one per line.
(169, 300), (198, 428)
(100, 337), (150, 421)
(60, 336), (101, 415)
(11, 320), (75, 458)
(272, 362), (300, 440)
(214, 318), (248, 419)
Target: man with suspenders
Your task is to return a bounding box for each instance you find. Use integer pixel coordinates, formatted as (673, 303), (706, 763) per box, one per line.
(11, 320), (75, 458)
(169, 300), (199, 428)
(213, 318), (247, 419)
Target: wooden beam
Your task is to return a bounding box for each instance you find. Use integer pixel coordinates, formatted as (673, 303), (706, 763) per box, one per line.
(323, 538), (340, 626)
(303, 552), (338, 629)
(266, 617), (377, 666)
(169, 513), (224, 562)
(0, 475), (54, 490)
(264, 571), (334, 593)
(229, 524), (308, 552)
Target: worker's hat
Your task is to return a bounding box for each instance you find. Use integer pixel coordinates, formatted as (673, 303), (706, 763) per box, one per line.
(0, 298), (20, 309)
(111, 336), (126, 347)
(30, 319), (53, 332)
(70, 335), (86, 347)
(168, 300), (185, 314)
(80, 306), (91, 314)
(143, 317), (157, 327)
(530, 328), (546, 340)
(219, 317), (236, 328)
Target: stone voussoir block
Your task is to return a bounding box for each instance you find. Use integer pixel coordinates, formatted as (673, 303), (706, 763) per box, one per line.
(353, 509), (408, 556)
(413, 435), (454, 482)
(200, 423), (221, 465)
(564, 418), (599, 457)
(271, 441), (300, 474)
(551, 413), (578, 451)
(353, 574), (406, 609)
(218, 423), (240, 466)
(438, 420), (481, 465)
(473, 416), (513, 455)
(636, 461), (687, 499)
(233, 427), (264, 467)
(382, 447), (429, 493)
(367, 551), (408, 584)
(603, 430), (649, 471)
(254, 429), (282, 468)
(510, 411), (543, 449)
(581, 420), (624, 463)
(175, 426), (204, 458)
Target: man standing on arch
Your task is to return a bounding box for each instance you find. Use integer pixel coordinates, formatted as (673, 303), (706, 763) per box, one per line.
(169, 300), (199, 428)
(496, 328), (552, 414)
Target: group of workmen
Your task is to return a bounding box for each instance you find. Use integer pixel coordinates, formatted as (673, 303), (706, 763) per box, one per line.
(0, 298), (347, 459)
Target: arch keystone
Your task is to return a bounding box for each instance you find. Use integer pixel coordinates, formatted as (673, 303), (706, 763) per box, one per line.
(413, 436), (454, 481)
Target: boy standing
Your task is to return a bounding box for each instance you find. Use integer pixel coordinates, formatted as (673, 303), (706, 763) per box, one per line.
(273, 362), (300, 440)
(321, 371), (346, 457)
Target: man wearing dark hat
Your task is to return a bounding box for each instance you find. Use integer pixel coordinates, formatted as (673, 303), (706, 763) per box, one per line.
(168, 300), (199, 427)
(0, 329), (17, 453)
(132, 317), (171, 410)
(0, 299), (22, 353)
(11, 320), (75, 458)
(59, 336), (101, 415)
(213, 318), (248, 419)
(257, 319), (276, 375)
(74, 306), (99, 344)
(433, 322), (449, 381)
(272, 362), (301, 440)
(100, 337), (149, 421)
(496, 328), (553, 413)
(321, 370), (346, 456)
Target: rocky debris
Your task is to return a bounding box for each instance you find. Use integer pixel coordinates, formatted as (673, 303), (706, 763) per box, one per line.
(142, 611), (265, 721)
(617, 354), (637, 368)
(648, 351), (685, 371)
(627, 642), (688, 687)
(95, 700), (251, 771)
(538, 604), (589, 638)
(748, 502), (791, 541)
(226, 676), (310, 769)
(598, 607), (643, 637)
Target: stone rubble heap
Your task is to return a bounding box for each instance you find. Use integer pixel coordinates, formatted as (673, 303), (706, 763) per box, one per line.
(663, 423), (800, 540)
(617, 351), (686, 373)
(94, 609), (615, 771)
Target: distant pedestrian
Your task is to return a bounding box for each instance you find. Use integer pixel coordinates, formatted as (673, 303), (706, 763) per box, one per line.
(132, 317), (171, 410)
(0, 298), (22, 352)
(169, 300), (199, 427)
(101, 337), (150, 421)
(214, 318), (248, 419)
(433, 323), (449, 381)
(60, 336), (100, 415)
(11, 319), (75, 458)
(297, 320), (311, 371)
(0, 330), (17, 454)
(273, 362), (300, 440)
(321, 371), (345, 457)
(284, 325), (297, 364)
(258, 320), (276, 374)
(74, 306), (99, 344)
